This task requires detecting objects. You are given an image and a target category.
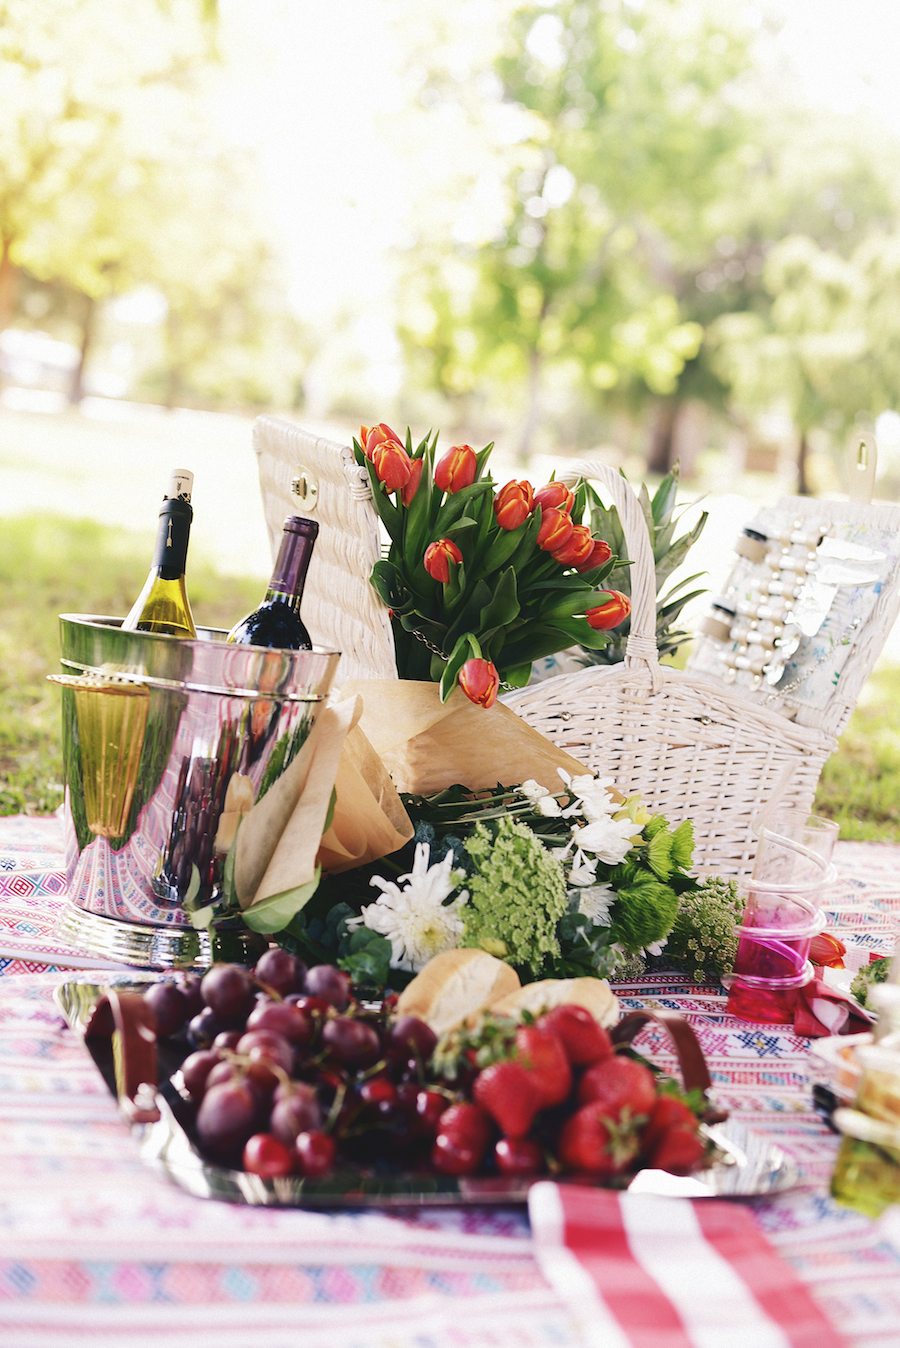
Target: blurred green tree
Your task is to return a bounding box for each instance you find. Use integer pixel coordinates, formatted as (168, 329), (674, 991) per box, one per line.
(0, 0), (299, 408)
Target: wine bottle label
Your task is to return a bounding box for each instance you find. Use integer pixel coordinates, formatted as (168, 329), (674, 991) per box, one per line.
(153, 499), (192, 579)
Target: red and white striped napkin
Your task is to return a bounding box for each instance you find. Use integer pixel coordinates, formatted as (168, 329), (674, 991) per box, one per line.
(529, 1182), (848, 1348)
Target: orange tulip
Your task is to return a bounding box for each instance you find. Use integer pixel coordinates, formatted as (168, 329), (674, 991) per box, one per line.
(401, 456), (424, 506)
(458, 657), (500, 708)
(360, 422), (402, 461)
(494, 479), (534, 530)
(534, 481), (575, 515)
(536, 507), (574, 553)
(575, 538), (613, 573)
(551, 523), (594, 568)
(434, 443), (477, 493)
(372, 439), (413, 493)
(424, 537), (463, 583)
(586, 591), (631, 630)
(810, 932), (846, 969)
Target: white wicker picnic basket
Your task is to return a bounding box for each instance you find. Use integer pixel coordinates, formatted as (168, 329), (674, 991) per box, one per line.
(503, 459), (838, 877)
(254, 422), (843, 878)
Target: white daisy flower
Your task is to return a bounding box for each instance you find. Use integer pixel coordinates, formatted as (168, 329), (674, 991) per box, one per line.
(351, 843), (469, 973)
(576, 882), (615, 926)
(571, 814), (636, 865)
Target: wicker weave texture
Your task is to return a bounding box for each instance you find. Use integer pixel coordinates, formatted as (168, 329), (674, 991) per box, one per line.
(253, 417), (397, 683)
(505, 459), (837, 877)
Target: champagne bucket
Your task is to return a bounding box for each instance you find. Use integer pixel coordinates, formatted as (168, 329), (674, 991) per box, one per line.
(52, 614), (340, 968)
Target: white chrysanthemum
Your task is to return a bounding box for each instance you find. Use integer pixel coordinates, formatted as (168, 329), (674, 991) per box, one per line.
(571, 815), (636, 865)
(576, 882), (615, 926)
(519, 779), (563, 816)
(568, 855), (598, 886)
(353, 843), (468, 972)
(556, 768), (620, 822)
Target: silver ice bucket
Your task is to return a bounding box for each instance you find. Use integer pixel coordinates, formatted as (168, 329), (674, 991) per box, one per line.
(53, 614), (340, 968)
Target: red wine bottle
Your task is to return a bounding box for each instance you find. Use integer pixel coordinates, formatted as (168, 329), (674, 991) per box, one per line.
(227, 515), (318, 650)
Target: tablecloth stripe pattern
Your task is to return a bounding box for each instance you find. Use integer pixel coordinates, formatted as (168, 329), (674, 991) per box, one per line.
(0, 817), (898, 1346)
(529, 1182), (850, 1348)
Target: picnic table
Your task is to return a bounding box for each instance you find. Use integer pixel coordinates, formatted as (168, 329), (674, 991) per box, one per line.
(0, 813), (898, 1347)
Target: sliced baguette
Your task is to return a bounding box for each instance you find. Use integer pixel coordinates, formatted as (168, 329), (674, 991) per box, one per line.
(488, 977), (618, 1028)
(396, 948), (521, 1037)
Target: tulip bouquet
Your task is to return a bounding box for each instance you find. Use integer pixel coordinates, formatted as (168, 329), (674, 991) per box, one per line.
(354, 423), (631, 707)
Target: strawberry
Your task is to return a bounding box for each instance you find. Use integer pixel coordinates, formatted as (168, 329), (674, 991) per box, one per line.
(576, 1054), (656, 1122)
(640, 1094), (697, 1156)
(647, 1125), (707, 1176)
(514, 1024), (572, 1107)
(473, 1060), (542, 1139)
(557, 1101), (640, 1177)
(537, 1004), (613, 1068)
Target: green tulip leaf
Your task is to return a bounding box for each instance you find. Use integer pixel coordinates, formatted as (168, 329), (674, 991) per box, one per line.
(242, 868), (322, 935)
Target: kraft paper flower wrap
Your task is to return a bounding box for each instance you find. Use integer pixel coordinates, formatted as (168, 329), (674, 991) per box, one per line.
(347, 422), (634, 796)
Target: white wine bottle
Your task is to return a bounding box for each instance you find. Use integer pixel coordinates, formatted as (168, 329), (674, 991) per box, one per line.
(122, 470), (197, 638)
(227, 515), (318, 650)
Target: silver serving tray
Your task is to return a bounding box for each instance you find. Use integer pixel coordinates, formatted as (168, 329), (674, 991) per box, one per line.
(56, 979), (799, 1207)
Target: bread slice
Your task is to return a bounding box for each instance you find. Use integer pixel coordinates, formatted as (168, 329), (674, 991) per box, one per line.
(396, 948), (521, 1037)
(488, 977), (618, 1028)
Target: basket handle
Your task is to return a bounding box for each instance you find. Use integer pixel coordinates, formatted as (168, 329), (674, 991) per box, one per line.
(559, 458), (659, 676)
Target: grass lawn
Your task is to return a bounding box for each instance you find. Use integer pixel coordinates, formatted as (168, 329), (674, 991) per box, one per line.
(1, 512), (898, 845)
(0, 514), (260, 814)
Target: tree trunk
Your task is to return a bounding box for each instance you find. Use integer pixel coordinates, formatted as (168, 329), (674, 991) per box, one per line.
(69, 293), (97, 405)
(646, 398), (681, 476)
(517, 347), (542, 463)
(796, 429), (811, 495)
(0, 235), (18, 333)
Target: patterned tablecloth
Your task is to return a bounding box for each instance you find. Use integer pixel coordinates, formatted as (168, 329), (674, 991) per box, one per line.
(0, 815), (899, 1347)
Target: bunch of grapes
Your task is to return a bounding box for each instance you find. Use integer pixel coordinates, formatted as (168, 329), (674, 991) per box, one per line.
(142, 954), (711, 1184)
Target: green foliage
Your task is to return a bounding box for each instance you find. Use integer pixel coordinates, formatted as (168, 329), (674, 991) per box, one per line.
(0, 512), (260, 815)
(462, 815), (568, 971)
(850, 957), (891, 1009)
(582, 465), (707, 664)
(607, 866), (680, 953)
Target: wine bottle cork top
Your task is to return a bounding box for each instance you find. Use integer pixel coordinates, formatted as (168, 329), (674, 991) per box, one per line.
(165, 470), (193, 503)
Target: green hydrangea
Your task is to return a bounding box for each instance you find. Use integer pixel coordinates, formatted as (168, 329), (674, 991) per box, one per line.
(462, 816), (567, 973)
(662, 876), (742, 981)
(612, 868), (680, 951)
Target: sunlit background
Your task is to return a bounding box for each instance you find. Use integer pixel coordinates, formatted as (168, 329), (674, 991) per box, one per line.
(3, 0), (900, 576)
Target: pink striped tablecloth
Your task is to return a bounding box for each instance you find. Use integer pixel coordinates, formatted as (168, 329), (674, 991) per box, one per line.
(0, 817), (898, 1347)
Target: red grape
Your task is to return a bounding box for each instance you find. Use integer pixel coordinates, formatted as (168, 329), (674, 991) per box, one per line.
(186, 1006), (221, 1048)
(213, 1029), (243, 1052)
(196, 1080), (259, 1163)
(321, 1016), (381, 1069)
(142, 981), (190, 1038)
(431, 1133), (482, 1176)
(387, 1015), (437, 1064)
(253, 948), (306, 996)
(295, 1130), (336, 1178)
(243, 1132), (295, 1178)
(200, 964), (256, 1027)
(180, 1048), (221, 1100)
(494, 1137), (543, 1178)
(270, 1082), (322, 1145)
(247, 1000), (314, 1049)
(303, 965), (352, 1010)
